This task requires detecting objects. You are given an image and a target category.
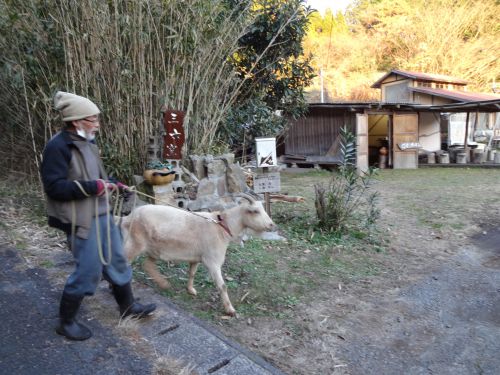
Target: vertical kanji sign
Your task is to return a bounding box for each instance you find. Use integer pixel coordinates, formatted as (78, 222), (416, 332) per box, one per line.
(163, 110), (185, 159)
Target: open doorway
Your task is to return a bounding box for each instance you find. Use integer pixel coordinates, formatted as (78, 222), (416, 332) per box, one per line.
(368, 114), (391, 168)
(357, 112), (419, 170)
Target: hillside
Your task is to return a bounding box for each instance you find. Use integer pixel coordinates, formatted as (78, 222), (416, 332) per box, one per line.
(303, 0), (500, 102)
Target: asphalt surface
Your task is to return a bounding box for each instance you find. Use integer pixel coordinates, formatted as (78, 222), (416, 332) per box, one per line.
(0, 245), (286, 375)
(335, 225), (500, 375)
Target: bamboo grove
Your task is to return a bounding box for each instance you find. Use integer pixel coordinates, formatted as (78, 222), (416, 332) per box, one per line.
(0, 0), (313, 182)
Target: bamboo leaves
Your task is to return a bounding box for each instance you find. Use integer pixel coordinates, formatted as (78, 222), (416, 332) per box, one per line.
(0, 0), (314, 181)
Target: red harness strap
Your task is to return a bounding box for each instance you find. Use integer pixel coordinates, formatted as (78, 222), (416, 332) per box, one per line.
(217, 214), (233, 237)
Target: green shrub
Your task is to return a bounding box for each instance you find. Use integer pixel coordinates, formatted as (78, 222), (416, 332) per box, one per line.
(314, 126), (379, 234)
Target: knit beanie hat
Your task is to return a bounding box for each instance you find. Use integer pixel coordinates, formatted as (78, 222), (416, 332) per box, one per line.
(53, 91), (100, 121)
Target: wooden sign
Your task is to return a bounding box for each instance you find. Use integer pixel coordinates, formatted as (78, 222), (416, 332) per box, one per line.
(253, 172), (280, 193)
(163, 110), (185, 159)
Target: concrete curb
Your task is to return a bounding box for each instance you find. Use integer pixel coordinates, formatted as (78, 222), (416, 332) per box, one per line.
(0, 245), (287, 375)
(136, 294), (287, 375)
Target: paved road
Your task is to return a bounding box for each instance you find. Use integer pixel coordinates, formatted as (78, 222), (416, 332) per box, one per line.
(335, 225), (500, 375)
(0, 245), (285, 375)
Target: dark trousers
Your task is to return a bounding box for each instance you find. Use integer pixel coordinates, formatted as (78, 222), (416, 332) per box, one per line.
(64, 214), (132, 298)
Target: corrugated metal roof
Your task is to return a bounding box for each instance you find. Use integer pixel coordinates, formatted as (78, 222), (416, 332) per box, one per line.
(410, 87), (500, 102)
(371, 69), (468, 88)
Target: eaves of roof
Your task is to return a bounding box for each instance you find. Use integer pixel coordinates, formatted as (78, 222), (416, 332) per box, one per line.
(371, 69), (468, 88)
(409, 87), (500, 102)
(308, 99), (500, 113)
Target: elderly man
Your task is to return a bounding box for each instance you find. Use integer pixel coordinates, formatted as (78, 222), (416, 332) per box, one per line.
(40, 91), (156, 341)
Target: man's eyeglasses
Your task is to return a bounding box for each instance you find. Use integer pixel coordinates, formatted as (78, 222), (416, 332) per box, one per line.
(83, 118), (100, 124)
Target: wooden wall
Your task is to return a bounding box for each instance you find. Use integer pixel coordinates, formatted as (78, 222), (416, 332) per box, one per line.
(284, 107), (356, 156)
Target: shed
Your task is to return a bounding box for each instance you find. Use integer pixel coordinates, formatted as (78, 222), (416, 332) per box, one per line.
(283, 70), (500, 170)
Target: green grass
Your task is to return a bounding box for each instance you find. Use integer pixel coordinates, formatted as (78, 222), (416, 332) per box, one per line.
(376, 168), (500, 232)
(131, 189), (386, 320)
(128, 168), (393, 320)
(4, 167), (499, 325)
(133, 231), (384, 321)
(132, 167), (500, 322)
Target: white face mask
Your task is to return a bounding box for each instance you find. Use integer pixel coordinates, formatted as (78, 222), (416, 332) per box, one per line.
(76, 127), (95, 141)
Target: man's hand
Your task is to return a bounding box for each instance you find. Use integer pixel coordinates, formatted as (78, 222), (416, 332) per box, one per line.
(117, 182), (135, 201)
(116, 182), (130, 193)
(96, 180), (118, 196)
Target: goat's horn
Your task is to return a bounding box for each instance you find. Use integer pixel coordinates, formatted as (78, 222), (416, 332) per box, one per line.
(236, 192), (256, 204)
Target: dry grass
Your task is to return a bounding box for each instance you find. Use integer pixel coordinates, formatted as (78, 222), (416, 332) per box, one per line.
(2, 168), (500, 375)
(116, 315), (142, 336)
(153, 355), (198, 375)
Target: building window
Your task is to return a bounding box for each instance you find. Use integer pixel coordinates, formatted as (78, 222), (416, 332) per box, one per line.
(436, 83), (446, 89)
(417, 81), (431, 87)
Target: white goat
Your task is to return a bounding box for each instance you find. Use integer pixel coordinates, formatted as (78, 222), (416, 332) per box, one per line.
(121, 194), (276, 316)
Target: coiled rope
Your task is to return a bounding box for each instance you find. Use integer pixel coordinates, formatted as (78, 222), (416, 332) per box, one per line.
(73, 179), (123, 266)
(71, 181), (228, 266)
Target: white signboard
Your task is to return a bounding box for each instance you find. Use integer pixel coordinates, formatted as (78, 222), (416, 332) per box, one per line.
(253, 172), (280, 193)
(256, 137), (277, 167)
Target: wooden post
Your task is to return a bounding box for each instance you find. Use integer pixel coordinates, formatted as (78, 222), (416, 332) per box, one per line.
(262, 167), (271, 215)
(264, 192), (271, 216)
(464, 112), (470, 162)
(472, 110), (479, 135)
(486, 113), (500, 152)
(472, 110), (480, 163)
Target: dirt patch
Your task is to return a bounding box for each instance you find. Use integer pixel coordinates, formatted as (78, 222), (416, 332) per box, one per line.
(1, 168), (500, 374)
(215, 168), (500, 374)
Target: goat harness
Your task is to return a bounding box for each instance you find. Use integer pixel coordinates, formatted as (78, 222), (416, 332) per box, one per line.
(216, 215), (233, 237)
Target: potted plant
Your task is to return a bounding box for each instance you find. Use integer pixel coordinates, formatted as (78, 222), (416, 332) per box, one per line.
(143, 160), (176, 185)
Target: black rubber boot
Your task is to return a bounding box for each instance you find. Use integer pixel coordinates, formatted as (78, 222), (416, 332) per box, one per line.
(112, 283), (156, 319)
(56, 292), (92, 341)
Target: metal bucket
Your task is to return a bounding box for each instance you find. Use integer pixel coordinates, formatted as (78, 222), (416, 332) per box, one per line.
(472, 149), (484, 164)
(439, 152), (450, 164)
(487, 149), (496, 162)
(456, 152), (467, 164)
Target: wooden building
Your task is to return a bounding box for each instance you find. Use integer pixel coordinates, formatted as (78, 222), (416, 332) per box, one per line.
(283, 70), (500, 170)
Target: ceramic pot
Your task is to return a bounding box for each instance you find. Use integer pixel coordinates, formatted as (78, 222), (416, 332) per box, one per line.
(143, 169), (176, 185)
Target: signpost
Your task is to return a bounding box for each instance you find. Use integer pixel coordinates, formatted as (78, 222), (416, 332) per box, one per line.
(255, 137), (277, 167)
(254, 137), (280, 215)
(253, 172), (280, 194)
(163, 110), (185, 160)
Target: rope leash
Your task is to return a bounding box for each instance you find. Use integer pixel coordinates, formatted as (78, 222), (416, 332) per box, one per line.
(70, 181), (232, 266)
(124, 186), (235, 238)
(94, 180), (113, 266)
(127, 186), (219, 224)
(72, 179), (118, 266)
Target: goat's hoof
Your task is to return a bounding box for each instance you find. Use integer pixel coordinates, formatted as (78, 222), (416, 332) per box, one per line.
(225, 308), (236, 317)
(187, 287), (197, 296)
